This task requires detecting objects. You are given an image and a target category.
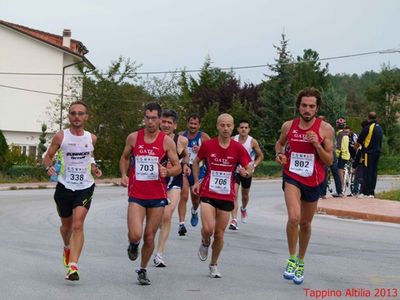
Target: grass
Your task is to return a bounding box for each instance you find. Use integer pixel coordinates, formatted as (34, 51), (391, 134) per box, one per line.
(375, 189), (400, 201)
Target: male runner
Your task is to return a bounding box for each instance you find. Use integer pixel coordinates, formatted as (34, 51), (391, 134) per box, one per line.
(193, 113), (253, 278)
(178, 114), (210, 236)
(43, 101), (102, 281)
(229, 120), (264, 230)
(275, 87), (333, 285)
(153, 109), (190, 267)
(120, 103), (181, 285)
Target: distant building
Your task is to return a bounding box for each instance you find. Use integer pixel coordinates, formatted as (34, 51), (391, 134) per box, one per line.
(0, 20), (94, 157)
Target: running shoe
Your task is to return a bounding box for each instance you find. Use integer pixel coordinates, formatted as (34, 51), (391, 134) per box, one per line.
(136, 269), (151, 285)
(127, 243), (139, 261)
(198, 241), (210, 261)
(65, 264), (79, 281)
(191, 209), (199, 227)
(240, 207), (248, 223)
(153, 254), (166, 267)
(283, 259), (297, 280)
(228, 219), (238, 230)
(62, 246), (70, 268)
(178, 224), (187, 236)
(293, 264), (304, 285)
(209, 264), (222, 278)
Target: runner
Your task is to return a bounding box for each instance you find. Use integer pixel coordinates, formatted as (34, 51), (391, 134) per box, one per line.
(229, 120), (264, 230)
(153, 109), (190, 267)
(177, 114), (210, 236)
(119, 102), (181, 285)
(43, 100), (102, 281)
(192, 113), (253, 278)
(275, 87), (333, 285)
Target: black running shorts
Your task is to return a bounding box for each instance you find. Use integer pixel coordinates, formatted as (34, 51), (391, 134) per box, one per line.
(54, 183), (95, 218)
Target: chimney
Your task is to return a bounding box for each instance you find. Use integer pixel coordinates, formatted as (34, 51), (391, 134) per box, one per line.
(62, 29), (71, 48)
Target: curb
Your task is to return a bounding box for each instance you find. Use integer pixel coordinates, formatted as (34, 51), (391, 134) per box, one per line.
(317, 207), (400, 224)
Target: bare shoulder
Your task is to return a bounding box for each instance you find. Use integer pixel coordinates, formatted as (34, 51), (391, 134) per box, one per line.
(202, 131), (211, 140)
(90, 133), (97, 144)
(281, 120), (293, 133)
(52, 130), (64, 145)
(127, 131), (138, 146)
(178, 135), (188, 147)
(320, 121), (334, 139)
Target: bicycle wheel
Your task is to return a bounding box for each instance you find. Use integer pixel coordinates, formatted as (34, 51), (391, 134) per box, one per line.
(343, 166), (351, 194)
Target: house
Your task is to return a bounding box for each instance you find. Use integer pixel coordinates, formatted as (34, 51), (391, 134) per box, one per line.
(0, 20), (94, 157)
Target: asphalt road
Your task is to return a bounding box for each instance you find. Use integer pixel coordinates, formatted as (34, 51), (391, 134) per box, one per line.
(0, 180), (399, 300)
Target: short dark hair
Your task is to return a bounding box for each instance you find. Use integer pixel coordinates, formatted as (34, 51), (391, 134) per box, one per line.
(368, 111), (377, 121)
(144, 102), (162, 117)
(187, 113), (201, 123)
(238, 119), (250, 127)
(295, 87), (322, 109)
(161, 109), (178, 123)
(69, 101), (88, 113)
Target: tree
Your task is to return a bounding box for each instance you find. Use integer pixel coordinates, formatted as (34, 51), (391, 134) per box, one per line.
(259, 33), (295, 157)
(292, 49), (330, 93)
(37, 123), (47, 162)
(0, 129), (8, 170)
(82, 56), (154, 175)
(365, 66), (400, 153)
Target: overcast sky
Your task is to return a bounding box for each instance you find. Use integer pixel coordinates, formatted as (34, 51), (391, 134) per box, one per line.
(2, 0), (400, 83)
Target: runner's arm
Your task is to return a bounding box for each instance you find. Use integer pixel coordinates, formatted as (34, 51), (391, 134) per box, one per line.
(43, 131), (63, 173)
(119, 133), (136, 186)
(164, 136), (181, 177)
(252, 139), (264, 168)
(275, 121), (290, 165)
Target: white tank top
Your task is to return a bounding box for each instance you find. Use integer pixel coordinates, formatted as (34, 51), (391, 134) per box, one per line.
(57, 129), (94, 191)
(233, 134), (255, 161)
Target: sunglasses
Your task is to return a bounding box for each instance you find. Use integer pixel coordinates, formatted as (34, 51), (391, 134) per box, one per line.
(69, 111), (86, 116)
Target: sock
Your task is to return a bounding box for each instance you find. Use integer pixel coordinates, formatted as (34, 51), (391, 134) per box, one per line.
(297, 257), (304, 265)
(289, 255), (297, 261)
(64, 245), (70, 250)
(179, 222), (185, 225)
(130, 242), (139, 248)
(191, 207), (197, 214)
(69, 262), (78, 268)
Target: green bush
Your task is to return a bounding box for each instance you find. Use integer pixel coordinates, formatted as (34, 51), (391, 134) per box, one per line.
(7, 165), (48, 180)
(378, 155), (400, 175)
(254, 160), (282, 177)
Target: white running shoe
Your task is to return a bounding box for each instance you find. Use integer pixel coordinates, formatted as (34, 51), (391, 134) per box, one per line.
(153, 254), (166, 267)
(209, 265), (222, 278)
(198, 241), (209, 261)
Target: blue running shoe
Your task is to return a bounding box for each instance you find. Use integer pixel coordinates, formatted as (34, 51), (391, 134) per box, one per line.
(283, 259), (297, 280)
(293, 264), (304, 285)
(191, 209), (199, 227)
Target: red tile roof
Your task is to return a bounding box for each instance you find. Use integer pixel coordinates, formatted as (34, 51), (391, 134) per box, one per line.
(0, 20), (90, 59)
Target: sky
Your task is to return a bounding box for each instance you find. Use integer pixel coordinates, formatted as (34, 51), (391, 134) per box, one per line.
(1, 0), (400, 84)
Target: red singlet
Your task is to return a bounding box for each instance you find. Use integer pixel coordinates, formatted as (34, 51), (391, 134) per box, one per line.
(197, 138), (251, 201)
(283, 117), (325, 187)
(128, 129), (167, 199)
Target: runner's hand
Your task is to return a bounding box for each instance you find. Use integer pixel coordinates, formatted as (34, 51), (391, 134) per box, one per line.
(192, 182), (200, 195)
(121, 175), (129, 187)
(159, 164), (168, 178)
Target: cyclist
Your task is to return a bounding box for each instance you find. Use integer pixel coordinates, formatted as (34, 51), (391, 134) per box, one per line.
(335, 118), (350, 196)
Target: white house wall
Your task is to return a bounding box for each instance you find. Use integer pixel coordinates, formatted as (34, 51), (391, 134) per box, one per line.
(0, 25), (83, 154)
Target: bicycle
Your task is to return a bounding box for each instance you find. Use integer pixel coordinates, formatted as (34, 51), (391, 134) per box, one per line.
(342, 160), (354, 195)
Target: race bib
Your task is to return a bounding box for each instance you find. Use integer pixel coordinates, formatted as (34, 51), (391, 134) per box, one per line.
(65, 166), (88, 185)
(289, 152), (315, 177)
(209, 170), (231, 194)
(135, 156), (159, 181)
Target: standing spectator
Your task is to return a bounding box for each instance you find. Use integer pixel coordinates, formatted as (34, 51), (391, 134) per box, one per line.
(356, 112), (383, 198)
(334, 118), (350, 197)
